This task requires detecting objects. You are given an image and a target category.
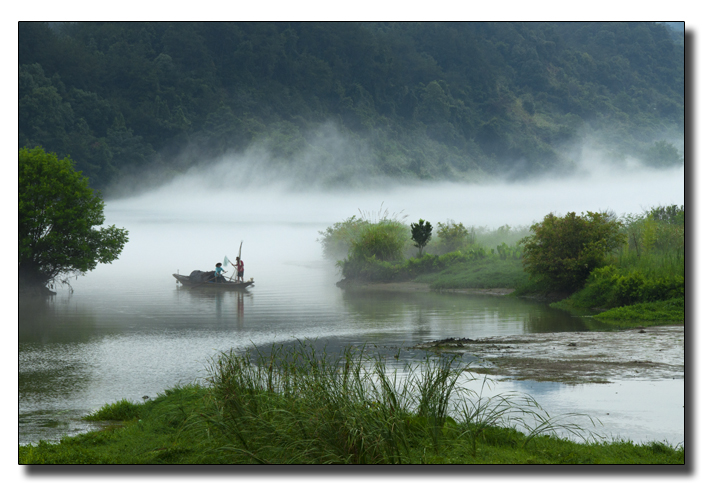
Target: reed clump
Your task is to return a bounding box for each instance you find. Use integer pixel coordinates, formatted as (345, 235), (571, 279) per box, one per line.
(199, 341), (602, 464)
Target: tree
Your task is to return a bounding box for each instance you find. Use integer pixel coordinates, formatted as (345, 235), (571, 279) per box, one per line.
(19, 147), (129, 294)
(520, 211), (625, 292)
(410, 219), (433, 257)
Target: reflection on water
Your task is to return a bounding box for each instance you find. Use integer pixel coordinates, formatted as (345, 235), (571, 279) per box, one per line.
(18, 217), (684, 447)
(341, 289), (590, 338)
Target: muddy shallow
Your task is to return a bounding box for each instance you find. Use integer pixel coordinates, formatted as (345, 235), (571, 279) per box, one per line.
(416, 325), (684, 384)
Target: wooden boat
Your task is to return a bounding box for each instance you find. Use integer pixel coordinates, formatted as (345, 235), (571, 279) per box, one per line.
(173, 272), (254, 290)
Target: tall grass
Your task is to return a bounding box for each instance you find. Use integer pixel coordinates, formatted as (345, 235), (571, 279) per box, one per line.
(456, 377), (599, 457)
(616, 205), (684, 278)
(200, 341), (600, 464)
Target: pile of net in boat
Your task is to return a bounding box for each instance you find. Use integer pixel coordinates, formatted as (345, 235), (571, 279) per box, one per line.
(188, 270), (217, 283)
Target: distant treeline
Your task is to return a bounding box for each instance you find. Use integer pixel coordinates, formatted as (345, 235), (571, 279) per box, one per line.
(19, 22), (684, 189)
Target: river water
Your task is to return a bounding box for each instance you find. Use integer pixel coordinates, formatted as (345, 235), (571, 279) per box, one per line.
(17, 179), (685, 448)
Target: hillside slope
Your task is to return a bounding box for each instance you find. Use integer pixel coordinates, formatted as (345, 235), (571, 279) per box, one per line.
(19, 21), (684, 190)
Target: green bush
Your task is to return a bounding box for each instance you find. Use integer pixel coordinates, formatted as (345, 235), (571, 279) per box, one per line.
(521, 212), (625, 293)
(559, 265), (685, 310)
(318, 215), (369, 260)
(435, 221), (472, 254)
(350, 220), (407, 262)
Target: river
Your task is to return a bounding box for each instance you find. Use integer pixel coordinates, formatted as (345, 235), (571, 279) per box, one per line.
(18, 178), (685, 448)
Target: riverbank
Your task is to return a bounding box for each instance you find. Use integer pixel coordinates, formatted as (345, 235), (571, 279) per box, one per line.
(18, 384), (684, 464)
(19, 342), (684, 464)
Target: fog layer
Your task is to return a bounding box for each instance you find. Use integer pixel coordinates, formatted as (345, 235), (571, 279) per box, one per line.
(108, 147), (684, 231)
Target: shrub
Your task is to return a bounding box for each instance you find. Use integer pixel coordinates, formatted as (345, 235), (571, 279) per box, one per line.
(521, 212), (625, 293)
(560, 265), (685, 309)
(318, 215), (369, 260)
(436, 221), (472, 254)
(350, 221), (407, 262)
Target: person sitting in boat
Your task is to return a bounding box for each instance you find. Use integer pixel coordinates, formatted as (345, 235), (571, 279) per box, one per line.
(215, 262), (227, 283)
(236, 257), (244, 282)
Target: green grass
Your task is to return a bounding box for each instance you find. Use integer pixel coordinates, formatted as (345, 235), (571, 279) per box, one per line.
(19, 384), (214, 464)
(83, 398), (142, 421)
(593, 297), (684, 326)
(417, 257), (529, 290)
(340, 249), (526, 289)
(19, 343), (683, 464)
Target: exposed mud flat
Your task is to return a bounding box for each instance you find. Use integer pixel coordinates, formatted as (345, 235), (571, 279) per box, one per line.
(416, 325), (684, 384)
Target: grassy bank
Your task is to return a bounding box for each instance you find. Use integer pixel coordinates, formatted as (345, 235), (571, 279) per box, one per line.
(416, 257), (528, 290)
(20, 343), (683, 464)
(323, 206), (684, 324)
(548, 206), (684, 323)
(591, 298), (684, 328)
(550, 254), (684, 325)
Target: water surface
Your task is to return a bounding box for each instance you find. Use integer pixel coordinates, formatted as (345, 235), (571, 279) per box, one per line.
(18, 193), (684, 447)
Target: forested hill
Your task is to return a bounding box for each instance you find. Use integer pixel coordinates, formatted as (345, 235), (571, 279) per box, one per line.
(19, 22), (684, 191)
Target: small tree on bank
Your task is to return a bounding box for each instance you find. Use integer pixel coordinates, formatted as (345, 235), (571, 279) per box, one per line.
(410, 219), (432, 257)
(19, 147), (129, 294)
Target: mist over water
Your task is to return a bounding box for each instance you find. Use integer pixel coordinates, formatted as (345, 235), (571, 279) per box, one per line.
(99, 148), (685, 284)
(109, 148), (684, 231)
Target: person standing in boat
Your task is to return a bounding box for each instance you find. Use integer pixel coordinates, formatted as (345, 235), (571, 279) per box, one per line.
(236, 256), (244, 282)
(215, 262), (227, 283)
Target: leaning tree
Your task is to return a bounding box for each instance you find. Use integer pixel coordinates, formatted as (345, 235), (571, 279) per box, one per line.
(19, 147), (128, 294)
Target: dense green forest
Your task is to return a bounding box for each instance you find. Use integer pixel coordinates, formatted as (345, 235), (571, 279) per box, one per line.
(18, 22), (684, 191)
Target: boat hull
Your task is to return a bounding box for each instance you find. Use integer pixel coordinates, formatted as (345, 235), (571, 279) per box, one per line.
(173, 273), (254, 290)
